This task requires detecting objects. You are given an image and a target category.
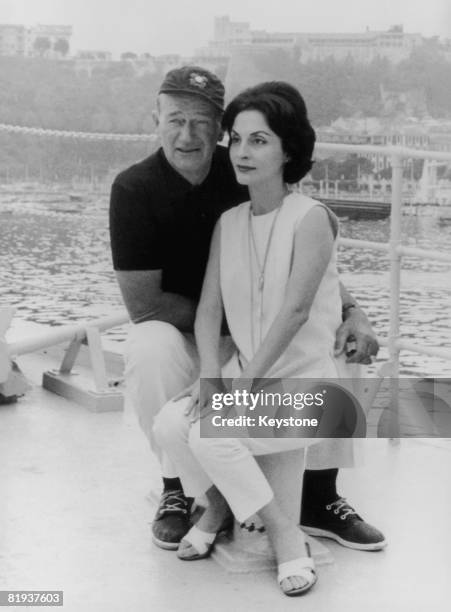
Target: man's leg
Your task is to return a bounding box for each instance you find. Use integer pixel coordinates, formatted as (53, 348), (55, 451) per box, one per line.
(301, 440), (386, 550)
(124, 320), (200, 549)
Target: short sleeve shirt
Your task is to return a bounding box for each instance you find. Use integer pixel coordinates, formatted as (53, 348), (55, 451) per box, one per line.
(109, 146), (247, 300)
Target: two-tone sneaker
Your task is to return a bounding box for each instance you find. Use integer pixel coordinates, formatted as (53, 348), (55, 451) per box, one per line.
(301, 497), (387, 551)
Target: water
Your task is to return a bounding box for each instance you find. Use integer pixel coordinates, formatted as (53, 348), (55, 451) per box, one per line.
(337, 215), (451, 375)
(1, 195), (450, 375)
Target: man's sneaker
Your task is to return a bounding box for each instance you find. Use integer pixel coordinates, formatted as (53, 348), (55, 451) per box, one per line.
(301, 498), (387, 551)
(152, 490), (192, 550)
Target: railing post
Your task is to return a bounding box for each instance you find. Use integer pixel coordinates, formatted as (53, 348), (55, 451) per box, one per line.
(389, 153), (403, 374)
(0, 307), (30, 402)
(0, 308), (15, 384)
(388, 153), (403, 440)
(85, 326), (110, 392)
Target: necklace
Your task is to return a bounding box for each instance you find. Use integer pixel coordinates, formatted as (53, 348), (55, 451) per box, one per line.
(248, 205), (282, 291)
(248, 202), (283, 351)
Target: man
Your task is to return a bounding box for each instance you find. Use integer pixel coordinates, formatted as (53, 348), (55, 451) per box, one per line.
(109, 66), (385, 552)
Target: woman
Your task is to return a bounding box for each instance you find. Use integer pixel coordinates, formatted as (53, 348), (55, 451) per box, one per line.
(153, 81), (347, 597)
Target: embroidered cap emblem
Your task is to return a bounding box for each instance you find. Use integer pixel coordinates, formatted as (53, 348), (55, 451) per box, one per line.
(189, 73), (208, 89)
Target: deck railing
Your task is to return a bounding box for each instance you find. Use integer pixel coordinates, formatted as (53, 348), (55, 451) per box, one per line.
(1, 141), (450, 408)
(315, 142), (451, 377)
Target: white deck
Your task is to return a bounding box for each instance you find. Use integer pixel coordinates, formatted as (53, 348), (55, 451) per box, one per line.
(1, 351), (450, 612)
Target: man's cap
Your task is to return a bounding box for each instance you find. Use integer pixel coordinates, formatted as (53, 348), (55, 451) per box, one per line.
(159, 65), (225, 111)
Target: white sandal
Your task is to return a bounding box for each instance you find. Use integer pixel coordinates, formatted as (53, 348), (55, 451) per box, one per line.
(177, 525), (218, 561)
(277, 543), (317, 596)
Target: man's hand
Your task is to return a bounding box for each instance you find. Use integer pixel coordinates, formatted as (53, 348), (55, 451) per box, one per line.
(180, 378), (227, 423)
(334, 307), (379, 364)
(181, 379), (201, 422)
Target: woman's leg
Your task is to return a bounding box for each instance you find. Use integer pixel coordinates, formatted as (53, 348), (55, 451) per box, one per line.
(258, 497), (314, 592)
(189, 432), (318, 591)
(188, 430), (322, 521)
(187, 430), (275, 524)
(156, 401), (318, 585)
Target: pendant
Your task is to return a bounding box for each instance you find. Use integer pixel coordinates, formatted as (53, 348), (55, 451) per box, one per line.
(258, 274), (264, 291)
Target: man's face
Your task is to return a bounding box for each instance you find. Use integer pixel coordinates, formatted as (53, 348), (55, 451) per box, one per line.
(154, 93), (222, 184)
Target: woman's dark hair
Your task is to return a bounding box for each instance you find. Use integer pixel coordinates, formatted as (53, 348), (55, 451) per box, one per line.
(222, 81), (316, 183)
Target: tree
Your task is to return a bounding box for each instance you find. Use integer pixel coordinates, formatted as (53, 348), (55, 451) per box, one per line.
(33, 37), (51, 57)
(311, 158), (340, 181)
(121, 52), (138, 61)
(54, 38), (69, 57)
(338, 156), (374, 181)
(378, 167), (393, 180)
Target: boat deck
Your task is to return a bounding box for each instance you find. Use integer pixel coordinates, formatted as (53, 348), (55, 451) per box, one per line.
(1, 352), (450, 612)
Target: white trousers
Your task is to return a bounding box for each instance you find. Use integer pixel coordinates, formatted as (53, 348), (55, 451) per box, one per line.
(124, 321), (357, 477)
(153, 399), (323, 522)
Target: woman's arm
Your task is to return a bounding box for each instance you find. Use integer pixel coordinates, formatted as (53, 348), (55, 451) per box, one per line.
(194, 220), (224, 379)
(240, 206), (335, 380)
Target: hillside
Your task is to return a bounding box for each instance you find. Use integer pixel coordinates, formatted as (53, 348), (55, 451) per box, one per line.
(0, 48), (450, 183)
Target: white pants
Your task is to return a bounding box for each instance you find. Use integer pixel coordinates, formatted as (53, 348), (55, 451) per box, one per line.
(124, 321), (356, 477)
(153, 399), (323, 522)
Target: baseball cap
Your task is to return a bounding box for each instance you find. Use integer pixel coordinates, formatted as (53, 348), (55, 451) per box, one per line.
(159, 65), (225, 112)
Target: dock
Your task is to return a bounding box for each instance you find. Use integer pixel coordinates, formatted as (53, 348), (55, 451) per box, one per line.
(318, 197), (391, 220)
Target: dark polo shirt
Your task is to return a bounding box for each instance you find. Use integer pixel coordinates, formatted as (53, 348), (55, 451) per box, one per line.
(109, 146), (247, 300)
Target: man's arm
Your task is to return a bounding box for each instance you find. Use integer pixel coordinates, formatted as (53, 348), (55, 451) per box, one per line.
(115, 269), (197, 332)
(335, 281), (379, 364)
(110, 179), (197, 332)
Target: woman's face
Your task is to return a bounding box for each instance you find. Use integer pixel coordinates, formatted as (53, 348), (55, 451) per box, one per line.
(229, 110), (286, 187)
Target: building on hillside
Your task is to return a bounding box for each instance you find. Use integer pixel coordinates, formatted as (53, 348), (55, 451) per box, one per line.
(198, 16), (298, 58)
(298, 25), (422, 64)
(0, 23), (72, 58)
(317, 117), (432, 173)
(427, 121), (451, 153)
(76, 50), (112, 61)
(439, 38), (451, 62)
(73, 50), (114, 77)
(198, 16), (424, 64)
(28, 24), (72, 58)
(0, 24), (27, 56)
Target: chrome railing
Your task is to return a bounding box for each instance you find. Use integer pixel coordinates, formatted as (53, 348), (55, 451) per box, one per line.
(316, 142), (451, 376)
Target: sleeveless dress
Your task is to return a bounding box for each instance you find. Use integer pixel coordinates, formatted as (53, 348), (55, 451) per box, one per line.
(220, 191), (350, 379)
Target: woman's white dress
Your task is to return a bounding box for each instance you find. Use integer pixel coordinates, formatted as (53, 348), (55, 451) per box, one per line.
(220, 191), (349, 379)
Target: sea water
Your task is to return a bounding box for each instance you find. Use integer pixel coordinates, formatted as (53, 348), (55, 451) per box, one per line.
(0, 195), (450, 376)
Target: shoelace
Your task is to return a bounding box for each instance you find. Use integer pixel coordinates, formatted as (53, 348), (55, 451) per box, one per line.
(159, 490), (188, 515)
(326, 498), (357, 520)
